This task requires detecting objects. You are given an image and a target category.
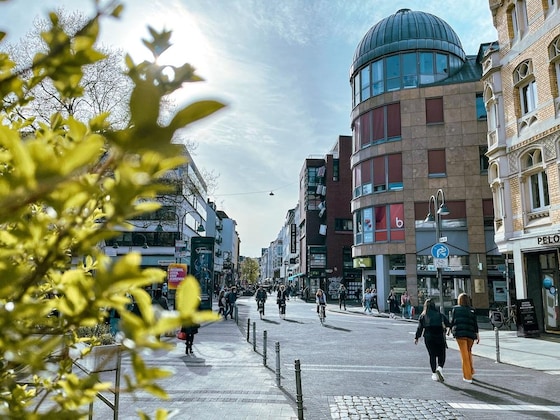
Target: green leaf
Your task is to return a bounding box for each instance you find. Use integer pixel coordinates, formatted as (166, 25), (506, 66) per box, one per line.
(168, 100), (226, 131)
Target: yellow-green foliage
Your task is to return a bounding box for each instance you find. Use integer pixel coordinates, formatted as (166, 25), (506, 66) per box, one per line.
(0, 1), (222, 418)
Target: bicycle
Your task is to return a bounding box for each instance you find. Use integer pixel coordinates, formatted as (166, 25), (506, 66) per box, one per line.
(257, 299), (265, 320)
(501, 304), (517, 330)
(318, 303), (326, 325)
(490, 304), (516, 330)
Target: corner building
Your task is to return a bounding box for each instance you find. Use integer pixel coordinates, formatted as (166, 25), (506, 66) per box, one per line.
(350, 9), (497, 313)
(483, 0), (560, 333)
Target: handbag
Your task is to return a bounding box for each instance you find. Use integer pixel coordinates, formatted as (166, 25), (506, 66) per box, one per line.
(177, 331), (187, 340)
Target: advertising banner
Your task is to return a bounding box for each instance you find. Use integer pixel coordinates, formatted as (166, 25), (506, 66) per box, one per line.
(167, 263), (188, 290)
(190, 237), (214, 310)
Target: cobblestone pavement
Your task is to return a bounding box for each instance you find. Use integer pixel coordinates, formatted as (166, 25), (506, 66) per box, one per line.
(329, 396), (465, 419)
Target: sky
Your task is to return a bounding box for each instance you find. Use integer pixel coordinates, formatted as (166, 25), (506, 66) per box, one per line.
(0, 0), (497, 258)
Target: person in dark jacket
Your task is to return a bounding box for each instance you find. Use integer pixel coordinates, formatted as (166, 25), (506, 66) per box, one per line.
(450, 293), (480, 383)
(181, 323), (200, 355)
(414, 298), (451, 382)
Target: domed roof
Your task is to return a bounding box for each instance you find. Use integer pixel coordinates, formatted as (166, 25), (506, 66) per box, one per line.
(351, 9), (466, 74)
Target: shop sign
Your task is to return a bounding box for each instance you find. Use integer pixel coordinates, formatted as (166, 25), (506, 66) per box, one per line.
(537, 234), (560, 245)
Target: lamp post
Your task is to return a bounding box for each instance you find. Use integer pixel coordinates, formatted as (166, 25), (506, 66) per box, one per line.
(156, 210), (206, 262)
(425, 189), (450, 314)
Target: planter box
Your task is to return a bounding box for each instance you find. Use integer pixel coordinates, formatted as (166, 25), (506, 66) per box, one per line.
(74, 343), (120, 373)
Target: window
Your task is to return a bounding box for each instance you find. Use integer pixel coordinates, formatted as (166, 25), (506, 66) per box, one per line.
(353, 154), (402, 197)
(508, 1), (528, 40)
(426, 97), (444, 124)
(514, 60), (537, 115)
(489, 163), (506, 226)
(360, 66), (371, 102)
(522, 150), (550, 212)
(549, 36), (560, 98)
(353, 72), (360, 108)
(355, 204), (405, 244)
(476, 93), (487, 120)
(428, 149), (446, 177)
(402, 53), (418, 88)
(435, 53), (448, 80)
(386, 55), (400, 91)
(479, 146), (489, 173)
(333, 159), (339, 181)
(484, 84), (498, 133)
(372, 60), (384, 96)
(335, 219), (353, 231)
(358, 103), (401, 147)
(483, 199), (495, 227)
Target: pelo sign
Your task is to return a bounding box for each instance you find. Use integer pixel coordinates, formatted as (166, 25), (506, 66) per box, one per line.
(537, 234), (560, 245)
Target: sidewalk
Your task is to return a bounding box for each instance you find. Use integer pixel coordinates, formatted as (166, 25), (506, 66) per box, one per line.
(340, 304), (560, 375)
(93, 317), (299, 420)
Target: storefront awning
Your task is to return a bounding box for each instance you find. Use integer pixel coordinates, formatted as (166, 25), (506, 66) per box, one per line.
(288, 273), (305, 281)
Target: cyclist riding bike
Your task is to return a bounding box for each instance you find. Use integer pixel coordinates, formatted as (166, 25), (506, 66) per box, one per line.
(316, 288), (327, 323)
(255, 285), (267, 317)
(277, 284), (288, 319)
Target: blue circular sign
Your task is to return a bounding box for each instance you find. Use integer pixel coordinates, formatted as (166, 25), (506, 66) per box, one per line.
(431, 243), (449, 259)
(543, 276), (553, 290)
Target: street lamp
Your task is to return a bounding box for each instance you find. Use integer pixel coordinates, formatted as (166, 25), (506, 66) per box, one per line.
(425, 189), (450, 313)
(156, 210), (206, 262)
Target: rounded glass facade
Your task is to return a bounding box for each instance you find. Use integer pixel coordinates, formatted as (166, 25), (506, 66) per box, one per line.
(351, 9), (466, 106)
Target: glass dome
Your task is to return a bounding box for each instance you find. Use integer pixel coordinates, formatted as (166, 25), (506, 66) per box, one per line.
(351, 9), (466, 75)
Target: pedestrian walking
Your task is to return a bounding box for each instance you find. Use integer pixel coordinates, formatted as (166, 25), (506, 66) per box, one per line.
(414, 298), (451, 382)
(387, 288), (400, 318)
(225, 287), (238, 320)
(218, 290), (226, 318)
(277, 284), (288, 319)
(181, 323), (200, 355)
(400, 290), (412, 319)
(450, 293), (480, 383)
(363, 288), (373, 313)
(371, 288), (379, 311)
(338, 284), (347, 310)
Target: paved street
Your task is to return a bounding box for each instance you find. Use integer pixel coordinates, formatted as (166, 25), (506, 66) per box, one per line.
(237, 296), (560, 420)
(90, 296), (560, 419)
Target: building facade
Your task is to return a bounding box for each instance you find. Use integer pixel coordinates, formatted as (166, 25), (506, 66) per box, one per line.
(484, 0), (560, 333)
(350, 9), (497, 313)
(298, 135), (360, 301)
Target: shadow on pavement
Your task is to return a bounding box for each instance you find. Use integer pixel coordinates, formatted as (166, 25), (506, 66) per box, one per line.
(322, 324), (351, 332)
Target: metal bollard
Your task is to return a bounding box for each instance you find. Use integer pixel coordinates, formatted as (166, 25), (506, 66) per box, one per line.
(246, 318), (250, 342)
(263, 331), (267, 366)
(295, 359), (304, 419)
(252, 322), (256, 352)
(494, 327), (501, 363)
(275, 341), (281, 387)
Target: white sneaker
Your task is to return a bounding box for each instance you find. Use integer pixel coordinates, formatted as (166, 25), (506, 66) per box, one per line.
(436, 366), (445, 382)
(431, 373), (439, 381)
(463, 378), (473, 384)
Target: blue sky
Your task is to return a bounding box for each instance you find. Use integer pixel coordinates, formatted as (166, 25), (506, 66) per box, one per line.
(1, 0), (497, 257)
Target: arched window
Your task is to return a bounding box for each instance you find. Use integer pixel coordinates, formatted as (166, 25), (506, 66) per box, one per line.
(513, 60), (537, 116)
(521, 149), (550, 213)
(484, 84), (498, 132)
(549, 36), (560, 99)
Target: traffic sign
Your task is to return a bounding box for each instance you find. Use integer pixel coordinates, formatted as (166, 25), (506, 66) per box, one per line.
(431, 243), (449, 259)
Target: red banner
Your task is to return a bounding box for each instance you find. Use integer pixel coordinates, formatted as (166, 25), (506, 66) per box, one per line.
(167, 263), (188, 290)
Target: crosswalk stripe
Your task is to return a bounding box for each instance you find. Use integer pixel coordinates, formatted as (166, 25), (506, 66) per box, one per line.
(449, 402), (560, 411)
